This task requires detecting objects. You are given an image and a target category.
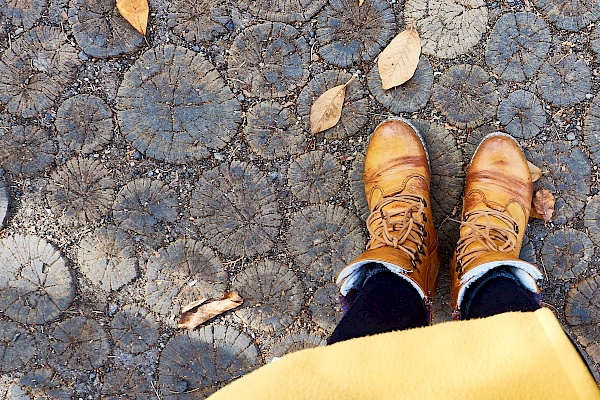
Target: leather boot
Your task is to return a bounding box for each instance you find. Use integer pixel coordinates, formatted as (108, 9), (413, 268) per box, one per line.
(451, 132), (543, 319)
(337, 119), (439, 317)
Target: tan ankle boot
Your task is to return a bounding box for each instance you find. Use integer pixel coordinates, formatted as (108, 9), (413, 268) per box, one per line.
(337, 119), (439, 313)
(451, 132), (543, 319)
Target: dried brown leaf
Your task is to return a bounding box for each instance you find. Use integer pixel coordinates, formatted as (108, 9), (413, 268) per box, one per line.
(116, 0), (149, 35)
(527, 161), (542, 182)
(378, 25), (421, 90)
(310, 76), (354, 134)
(180, 298), (207, 314)
(178, 292), (243, 330)
(531, 188), (555, 222)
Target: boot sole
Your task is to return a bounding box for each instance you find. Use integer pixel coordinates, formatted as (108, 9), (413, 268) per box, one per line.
(372, 117), (431, 169)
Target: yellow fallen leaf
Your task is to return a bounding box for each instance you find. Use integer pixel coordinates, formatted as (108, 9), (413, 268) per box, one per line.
(116, 0), (149, 35)
(531, 188), (555, 222)
(178, 292), (243, 330)
(310, 76), (354, 134)
(527, 161), (542, 182)
(378, 24), (421, 90)
(359, 0), (364, 5)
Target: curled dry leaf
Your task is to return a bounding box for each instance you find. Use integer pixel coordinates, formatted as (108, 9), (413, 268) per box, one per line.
(310, 76), (354, 134)
(178, 292), (243, 330)
(531, 188), (555, 222)
(378, 24), (421, 90)
(116, 0), (149, 35)
(527, 160), (542, 182)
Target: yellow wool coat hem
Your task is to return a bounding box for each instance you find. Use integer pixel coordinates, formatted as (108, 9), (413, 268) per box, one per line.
(207, 308), (599, 399)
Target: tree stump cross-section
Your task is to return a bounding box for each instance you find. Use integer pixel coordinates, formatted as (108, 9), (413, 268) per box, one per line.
(190, 161), (282, 258)
(0, 26), (80, 118)
(116, 45), (242, 164)
(0, 234), (74, 325)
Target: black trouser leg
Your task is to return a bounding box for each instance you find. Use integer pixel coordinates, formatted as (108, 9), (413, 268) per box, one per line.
(327, 271), (428, 345)
(463, 273), (541, 320)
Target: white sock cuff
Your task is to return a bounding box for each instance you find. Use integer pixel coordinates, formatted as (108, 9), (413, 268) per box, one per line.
(337, 260), (425, 299)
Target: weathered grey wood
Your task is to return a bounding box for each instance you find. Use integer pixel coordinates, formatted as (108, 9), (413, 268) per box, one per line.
(0, 321), (35, 372)
(168, 0), (231, 42)
(116, 45), (241, 163)
(0, 118), (55, 176)
(77, 226), (137, 291)
(405, 0), (488, 59)
(349, 152), (369, 221)
(537, 54), (591, 107)
(245, 0), (327, 22)
(47, 157), (115, 225)
(525, 142), (591, 225)
(498, 90), (545, 140)
(0, 26), (80, 118)
(485, 12), (551, 82)
(316, 0), (395, 67)
(0, 235), (74, 324)
(191, 161), (282, 258)
(145, 239), (227, 321)
(584, 194), (600, 245)
(113, 178), (178, 234)
(309, 283), (342, 333)
(109, 305), (159, 354)
(565, 274), (600, 365)
(244, 101), (306, 160)
(0, 0), (46, 29)
(0, 179), (7, 228)
(432, 64), (498, 129)
(228, 22), (309, 98)
(233, 260), (303, 333)
(288, 150), (344, 204)
(541, 228), (593, 280)
(68, 0), (144, 58)
(158, 327), (260, 399)
(536, 0), (600, 32)
(264, 332), (325, 361)
(49, 317), (110, 372)
(286, 204), (365, 282)
(583, 94), (600, 165)
(55, 94), (114, 154)
(101, 368), (153, 399)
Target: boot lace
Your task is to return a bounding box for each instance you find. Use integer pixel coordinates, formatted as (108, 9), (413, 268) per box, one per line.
(454, 207), (520, 277)
(366, 192), (428, 271)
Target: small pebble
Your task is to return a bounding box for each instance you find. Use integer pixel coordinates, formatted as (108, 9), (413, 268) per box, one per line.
(586, 93), (594, 100)
(566, 132), (576, 140)
(237, 94), (245, 101)
(134, 150), (142, 160)
(78, 51), (89, 61)
(192, 45), (200, 52)
(226, 20), (234, 31)
(214, 153), (225, 161)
